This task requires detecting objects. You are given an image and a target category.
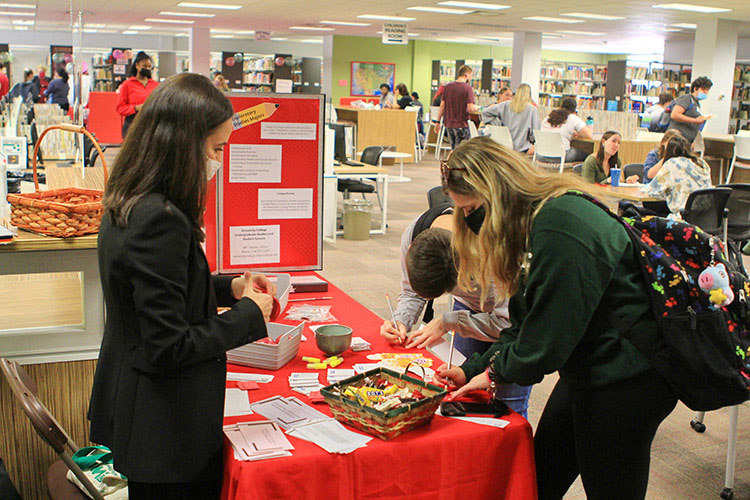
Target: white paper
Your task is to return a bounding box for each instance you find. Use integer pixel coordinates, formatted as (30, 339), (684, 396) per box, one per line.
(225, 425), (293, 461)
(275, 78), (293, 94)
(237, 421), (294, 451)
(224, 388), (253, 417)
(227, 372), (274, 383)
(258, 189), (313, 220)
(230, 225), (280, 265)
(426, 333), (467, 366)
(229, 144), (282, 183)
(261, 122), (317, 141)
(353, 363), (381, 374)
(447, 416), (511, 429)
(327, 368), (355, 385)
(286, 418), (372, 454)
(250, 395), (329, 430)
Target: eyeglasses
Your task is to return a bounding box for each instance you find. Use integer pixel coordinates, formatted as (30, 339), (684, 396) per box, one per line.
(440, 160), (467, 185)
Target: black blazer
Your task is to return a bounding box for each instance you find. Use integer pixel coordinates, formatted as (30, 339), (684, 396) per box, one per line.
(88, 193), (267, 483)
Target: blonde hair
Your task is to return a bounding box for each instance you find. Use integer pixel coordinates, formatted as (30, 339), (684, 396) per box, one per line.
(509, 83), (533, 114)
(443, 136), (604, 299)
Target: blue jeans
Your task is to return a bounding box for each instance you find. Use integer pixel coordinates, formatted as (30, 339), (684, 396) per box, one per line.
(452, 300), (532, 419)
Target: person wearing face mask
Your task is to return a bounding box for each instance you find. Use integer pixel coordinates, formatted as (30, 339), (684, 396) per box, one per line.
(435, 136), (678, 500)
(116, 51), (159, 138)
(89, 74), (273, 499)
(666, 76), (713, 144)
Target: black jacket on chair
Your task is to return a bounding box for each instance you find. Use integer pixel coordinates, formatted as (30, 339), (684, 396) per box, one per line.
(88, 193), (267, 483)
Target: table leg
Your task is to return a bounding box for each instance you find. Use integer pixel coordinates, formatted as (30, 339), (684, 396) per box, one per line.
(388, 157), (412, 183)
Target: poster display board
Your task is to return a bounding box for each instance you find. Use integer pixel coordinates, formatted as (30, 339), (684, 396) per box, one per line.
(206, 93), (323, 273)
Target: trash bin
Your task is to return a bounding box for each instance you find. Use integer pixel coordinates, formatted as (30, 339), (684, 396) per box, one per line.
(342, 198), (372, 240)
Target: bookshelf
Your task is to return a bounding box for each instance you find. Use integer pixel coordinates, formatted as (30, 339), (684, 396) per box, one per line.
(730, 64), (750, 134)
(491, 60), (512, 94)
(538, 61), (607, 110)
(620, 61), (691, 113)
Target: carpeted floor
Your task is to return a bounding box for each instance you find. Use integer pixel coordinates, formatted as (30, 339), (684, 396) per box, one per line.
(318, 155), (750, 500)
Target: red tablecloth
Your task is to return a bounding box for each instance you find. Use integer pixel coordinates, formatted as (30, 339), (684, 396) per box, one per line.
(222, 272), (537, 500)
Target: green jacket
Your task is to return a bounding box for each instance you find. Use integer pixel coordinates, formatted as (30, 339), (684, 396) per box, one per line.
(461, 195), (657, 388)
(581, 153), (621, 184)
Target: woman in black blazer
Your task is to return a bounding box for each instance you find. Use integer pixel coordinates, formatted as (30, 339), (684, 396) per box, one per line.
(88, 73), (273, 499)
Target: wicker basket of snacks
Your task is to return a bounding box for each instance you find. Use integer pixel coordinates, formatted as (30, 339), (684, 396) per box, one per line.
(320, 366), (448, 440)
(7, 124), (107, 238)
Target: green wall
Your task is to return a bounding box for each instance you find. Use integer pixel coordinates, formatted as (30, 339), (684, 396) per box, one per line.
(331, 35), (626, 106)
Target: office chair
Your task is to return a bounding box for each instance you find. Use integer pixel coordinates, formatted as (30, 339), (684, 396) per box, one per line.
(0, 358), (105, 500)
(427, 186), (452, 209)
(680, 187), (732, 236)
(337, 146), (385, 209)
(623, 163), (645, 183)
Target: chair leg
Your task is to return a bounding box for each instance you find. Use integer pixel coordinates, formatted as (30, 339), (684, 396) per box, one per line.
(691, 411), (707, 432)
(723, 405), (739, 496)
(726, 157), (736, 185)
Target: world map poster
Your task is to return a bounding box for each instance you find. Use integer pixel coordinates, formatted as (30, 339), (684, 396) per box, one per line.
(350, 62), (395, 97)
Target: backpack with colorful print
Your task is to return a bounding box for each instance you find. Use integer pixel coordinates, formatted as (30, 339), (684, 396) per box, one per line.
(569, 191), (750, 411)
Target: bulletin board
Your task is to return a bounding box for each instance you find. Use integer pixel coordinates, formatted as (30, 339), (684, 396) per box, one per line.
(207, 92), (323, 273)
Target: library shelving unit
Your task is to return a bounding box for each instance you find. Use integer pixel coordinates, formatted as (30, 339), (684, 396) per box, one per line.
(608, 60), (691, 113)
(491, 60), (512, 94)
(538, 61), (607, 110)
(91, 55), (114, 92)
(292, 57), (322, 94)
(456, 59), (483, 94)
(730, 64), (750, 134)
(242, 54), (274, 92)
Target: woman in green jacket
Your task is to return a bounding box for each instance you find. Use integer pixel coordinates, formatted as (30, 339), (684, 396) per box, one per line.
(435, 136), (677, 500)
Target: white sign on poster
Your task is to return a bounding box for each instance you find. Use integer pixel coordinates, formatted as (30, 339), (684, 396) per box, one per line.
(275, 79), (293, 94)
(230, 225), (281, 265)
(261, 122), (317, 141)
(258, 189), (313, 219)
(229, 144), (282, 183)
(382, 23), (407, 45)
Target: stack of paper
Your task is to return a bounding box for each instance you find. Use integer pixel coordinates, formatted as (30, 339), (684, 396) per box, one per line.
(224, 388), (253, 417)
(288, 372), (322, 396)
(350, 336), (371, 352)
(327, 368), (355, 385)
(224, 421), (294, 461)
(353, 363), (380, 374)
(250, 395), (330, 430)
(227, 372), (275, 383)
(286, 419), (372, 454)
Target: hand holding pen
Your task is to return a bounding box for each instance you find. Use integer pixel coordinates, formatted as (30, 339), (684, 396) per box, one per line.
(380, 293), (407, 344)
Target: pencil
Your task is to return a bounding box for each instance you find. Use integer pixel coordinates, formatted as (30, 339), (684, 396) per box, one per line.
(447, 331), (456, 369)
(385, 293), (404, 343)
(287, 297), (332, 302)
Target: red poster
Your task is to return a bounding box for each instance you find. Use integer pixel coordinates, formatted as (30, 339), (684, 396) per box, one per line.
(205, 93), (323, 273)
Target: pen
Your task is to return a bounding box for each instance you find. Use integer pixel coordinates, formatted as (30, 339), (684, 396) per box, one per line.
(385, 293), (404, 343)
(287, 297), (333, 302)
(447, 331), (456, 369)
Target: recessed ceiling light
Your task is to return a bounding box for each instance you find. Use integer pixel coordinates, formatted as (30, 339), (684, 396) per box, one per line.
(0, 11), (34, 16)
(128, 25), (151, 30)
(83, 28), (98, 33)
(159, 11), (215, 17)
(559, 12), (624, 20)
(122, 30), (138, 34)
(437, 1), (510, 10)
(357, 14), (416, 21)
(407, 6), (472, 14)
(11, 19), (32, 24)
(289, 26), (335, 31)
(299, 38), (324, 43)
(85, 23), (105, 27)
(558, 30), (606, 35)
(652, 3), (730, 12)
(523, 16), (584, 23)
(144, 18), (195, 24)
(671, 22), (697, 28)
(664, 28), (684, 31)
(0, 3), (36, 8)
(270, 37), (288, 41)
(176, 2), (241, 9)
(319, 20), (371, 26)
(13, 25), (27, 30)
(175, 32), (188, 36)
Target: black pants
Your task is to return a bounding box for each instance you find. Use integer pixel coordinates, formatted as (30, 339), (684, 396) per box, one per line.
(128, 479), (220, 500)
(535, 370), (677, 500)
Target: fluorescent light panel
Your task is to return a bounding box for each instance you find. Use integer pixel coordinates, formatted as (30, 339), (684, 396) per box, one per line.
(560, 12), (624, 20)
(288, 26), (335, 31)
(122, 30), (138, 34)
(671, 22), (697, 28)
(159, 11), (215, 17)
(652, 3), (730, 12)
(319, 20), (371, 26)
(270, 37), (288, 41)
(558, 30), (606, 35)
(176, 2), (241, 9)
(128, 25), (151, 30)
(357, 14), (416, 21)
(523, 16), (583, 23)
(299, 38), (324, 43)
(144, 18), (195, 24)
(0, 3), (36, 8)
(407, 6), (472, 14)
(12, 19), (32, 24)
(0, 11), (34, 15)
(437, 1), (510, 10)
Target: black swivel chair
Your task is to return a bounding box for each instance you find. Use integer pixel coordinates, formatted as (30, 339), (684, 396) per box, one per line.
(680, 187), (732, 237)
(427, 186), (452, 208)
(572, 163), (582, 175)
(337, 146), (385, 203)
(623, 163), (645, 183)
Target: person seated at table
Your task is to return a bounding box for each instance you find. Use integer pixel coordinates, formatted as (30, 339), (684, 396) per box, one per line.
(496, 86), (513, 103)
(644, 134), (712, 216)
(581, 131), (636, 185)
(379, 83), (395, 109)
(644, 92), (674, 131)
(379, 203), (531, 417)
(411, 91), (425, 135)
(539, 97), (593, 163)
(435, 136), (678, 500)
(393, 83), (413, 109)
(480, 83), (540, 155)
(642, 129), (683, 182)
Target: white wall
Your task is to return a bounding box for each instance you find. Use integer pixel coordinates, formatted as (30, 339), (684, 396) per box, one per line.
(665, 37), (750, 64)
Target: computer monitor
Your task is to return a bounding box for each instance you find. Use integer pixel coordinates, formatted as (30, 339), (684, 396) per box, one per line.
(329, 123), (349, 163)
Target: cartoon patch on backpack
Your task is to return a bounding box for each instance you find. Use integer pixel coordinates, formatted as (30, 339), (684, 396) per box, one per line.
(699, 263), (735, 309)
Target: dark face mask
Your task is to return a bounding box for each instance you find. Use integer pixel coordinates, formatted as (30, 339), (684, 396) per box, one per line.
(464, 205), (486, 235)
(139, 68), (152, 79)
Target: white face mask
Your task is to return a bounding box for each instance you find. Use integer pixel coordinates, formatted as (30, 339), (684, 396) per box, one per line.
(206, 157), (222, 180)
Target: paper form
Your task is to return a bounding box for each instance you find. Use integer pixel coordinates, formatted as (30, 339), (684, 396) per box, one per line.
(237, 421), (294, 452)
(229, 144), (282, 183)
(258, 188), (313, 220)
(261, 122), (317, 140)
(286, 419), (372, 454)
(229, 225), (280, 265)
(223, 388), (253, 417)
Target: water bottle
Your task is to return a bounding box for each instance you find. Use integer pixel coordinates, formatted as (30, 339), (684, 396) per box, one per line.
(586, 116), (594, 127)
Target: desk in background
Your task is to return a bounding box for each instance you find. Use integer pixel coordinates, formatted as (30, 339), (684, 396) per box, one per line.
(222, 272), (537, 500)
(335, 107), (417, 163)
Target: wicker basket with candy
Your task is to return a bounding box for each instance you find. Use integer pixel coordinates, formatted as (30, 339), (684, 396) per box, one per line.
(320, 366), (448, 440)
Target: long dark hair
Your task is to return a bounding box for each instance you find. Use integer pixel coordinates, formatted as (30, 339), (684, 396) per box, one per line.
(56, 67), (68, 83)
(103, 73), (234, 241)
(396, 83), (408, 97)
(663, 135), (702, 166)
(547, 97), (577, 127)
(129, 51), (152, 77)
(596, 131), (620, 170)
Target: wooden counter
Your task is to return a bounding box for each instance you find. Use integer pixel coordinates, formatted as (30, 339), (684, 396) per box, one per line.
(0, 231), (97, 253)
(335, 107), (417, 163)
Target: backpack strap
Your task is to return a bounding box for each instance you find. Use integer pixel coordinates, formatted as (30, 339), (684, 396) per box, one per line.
(411, 203), (454, 323)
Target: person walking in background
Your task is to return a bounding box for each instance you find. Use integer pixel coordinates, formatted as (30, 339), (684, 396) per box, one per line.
(8, 68), (37, 103)
(44, 67), (70, 112)
(116, 51), (158, 138)
(0, 62), (10, 99)
(667, 76), (714, 144)
(35, 65), (49, 98)
(435, 64), (479, 150)
(481, 83), (540, 154)
(644, 92), (674, 131)
(540, 97), (593, 163)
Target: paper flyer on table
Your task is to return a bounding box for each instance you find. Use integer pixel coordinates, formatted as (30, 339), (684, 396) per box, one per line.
(426, 333), (466, 366)
(227, 372), (274, 383)
(286, 418), (372, 454)
(224, 388), (253, 417)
